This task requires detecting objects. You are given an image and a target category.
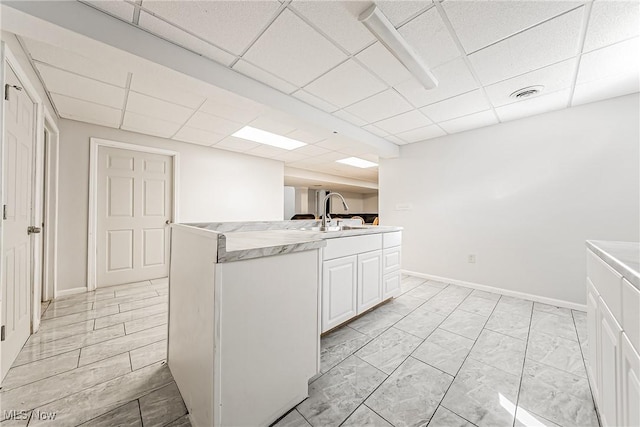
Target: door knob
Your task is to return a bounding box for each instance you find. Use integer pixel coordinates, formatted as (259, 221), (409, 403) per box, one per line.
(165, 220), (170, 225)
(27, 226), (41, 234)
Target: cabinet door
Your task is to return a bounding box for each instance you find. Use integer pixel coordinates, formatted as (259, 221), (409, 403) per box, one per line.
(382, 247), (401, 275)
(621, 333), (640, 427)
(322, 256), (357, 332)
(586, 279), (600, 400)
(383, 271), (401, 300)
(357, 251), (382, 314)
(598, 297), (622, 427)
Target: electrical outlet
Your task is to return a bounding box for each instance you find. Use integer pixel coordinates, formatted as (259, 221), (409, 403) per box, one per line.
(468, 254), (476, 264)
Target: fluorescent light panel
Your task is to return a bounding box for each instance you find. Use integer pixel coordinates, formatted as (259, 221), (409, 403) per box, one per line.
(232, 126), (307, 150)
(336, 157), (378, 168)
(359, 5), (438, 90)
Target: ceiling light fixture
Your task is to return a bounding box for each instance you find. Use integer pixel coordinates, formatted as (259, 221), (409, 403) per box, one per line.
(231, 126), (307, 150)
(336, 157), (378, 168)
(359, 5), (438, 90)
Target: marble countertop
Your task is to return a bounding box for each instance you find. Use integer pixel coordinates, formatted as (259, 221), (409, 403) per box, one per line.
(587, 240), (640, 289)
(183, 221), (403, 263)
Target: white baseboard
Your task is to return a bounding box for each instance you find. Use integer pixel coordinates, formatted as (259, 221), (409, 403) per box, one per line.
(402, 270), (587, 312)
(55, 286), (88, 299)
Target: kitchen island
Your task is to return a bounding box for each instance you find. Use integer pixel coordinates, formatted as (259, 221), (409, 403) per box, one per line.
(168, 220), (402, 427)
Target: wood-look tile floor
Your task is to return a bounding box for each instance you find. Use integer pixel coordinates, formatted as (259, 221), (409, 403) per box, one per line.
(275, 275), (600, 427)
(0, 278), (190, 427)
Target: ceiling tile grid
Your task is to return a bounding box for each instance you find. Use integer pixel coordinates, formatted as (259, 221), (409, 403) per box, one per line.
(22, 0), (640, 186)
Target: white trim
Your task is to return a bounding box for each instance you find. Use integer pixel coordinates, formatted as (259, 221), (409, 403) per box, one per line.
(402, 270), (588, 312)
(42, 110), (59, 301)
(2, 44), (47, 333)
(87, 138), (179, 291)
(55, 286), (88, 298)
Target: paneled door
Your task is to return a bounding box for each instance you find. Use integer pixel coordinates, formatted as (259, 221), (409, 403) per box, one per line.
(96, 146), (173, 287)
(1, 66), (35, 380)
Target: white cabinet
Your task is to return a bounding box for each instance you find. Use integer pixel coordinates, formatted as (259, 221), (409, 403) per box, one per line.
(598, 298), (622, 427)
(621, 333), (640, 427)
(321, 232), (402, 333)
(587, 245), (640, 427)
(357, 251), (382, 313)
(322, 256), (358, 331)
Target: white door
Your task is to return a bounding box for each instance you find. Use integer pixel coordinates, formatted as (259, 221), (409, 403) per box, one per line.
(1, 66), (35, 380)
(96, 146), (172, 287)
(322, 255), (357, 332)
(357, 250), (382, 314)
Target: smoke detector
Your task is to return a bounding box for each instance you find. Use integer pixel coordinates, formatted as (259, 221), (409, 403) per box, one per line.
(510, 85), (544, 100)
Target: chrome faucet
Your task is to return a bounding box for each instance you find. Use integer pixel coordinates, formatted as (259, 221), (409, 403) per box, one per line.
(321, 192), (349, 230)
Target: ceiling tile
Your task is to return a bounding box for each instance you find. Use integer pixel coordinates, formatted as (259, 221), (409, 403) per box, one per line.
(129, 73), (206, 109)
(443, 0), (582, 53)
(484, 59), (576, 107)
(142, 0), (281, 55)
(248, 115), (298, 135)
(363, 124), (389, 137)
(51, 93), (121, 128)
(314, 134), (362, 152)
(291, 144), (331, 157)
(332, 109), (369, 126)
(372, 110), (432, 134)
(290, 1), (375, 54)
(122, 111), (182, 138)
(576, 37), (640, 84)
(36, 63), (125, 109)
(394, 57), (478, 107)
(293, 90), (340, 113)
(232, 59), (298, 94)
(213, 136), (261, 153)
(126, 92), (194, 124)
(375, 1), (433, 27)
(173, 126), (225, 146)
(385, 135), (407, 145)
(137, 12), (236, 66)
(246, 144), (292, 162)
(23, 38), (129, 87)
(396, 124), (446, 143)
(83, 1), (135, 22)
(468, 8), (584, 85)
(438, 110), (498, 134)
(286, 129), (328, 145)
(572, 70), (639, 106)
(355, 42), (413, 86)
(420, 89), (491, 122)
(496, 89), (569, 122)
(186, 111), (244, 134)
(583, 0), (640, 52)
(308, 151), (351, 163)
(242, 9), (348, 86)
(398, 7), (460, 69)
(344, 89), (413, 122)
(304, 60), (387, 108)
(199, 97), (264, 123)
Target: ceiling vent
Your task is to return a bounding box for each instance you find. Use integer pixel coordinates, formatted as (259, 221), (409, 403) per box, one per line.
(510, 85), (544, 100)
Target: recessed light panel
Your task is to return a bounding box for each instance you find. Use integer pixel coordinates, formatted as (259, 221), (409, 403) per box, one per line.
(231, 126), (307, 150)
(336, 157), (378, 168)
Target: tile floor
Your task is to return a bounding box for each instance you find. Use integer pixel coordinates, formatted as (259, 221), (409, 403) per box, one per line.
(0, 278), (190, 427)
(275, 275), (600, 427)
(1, 275), (599, 427)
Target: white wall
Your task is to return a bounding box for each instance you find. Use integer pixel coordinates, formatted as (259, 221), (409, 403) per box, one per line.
(380, 94), (640, 305)
(284, 186), (295, 220)
(57, 119), (284, 290)
(363, 194), (379, 213)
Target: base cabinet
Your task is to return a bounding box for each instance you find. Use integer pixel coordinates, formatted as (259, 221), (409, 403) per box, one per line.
(598, 299), (621, 427)
(621, 334), (640, 427)
(322, 256), (357, 331)
(383, 270), (402, 300)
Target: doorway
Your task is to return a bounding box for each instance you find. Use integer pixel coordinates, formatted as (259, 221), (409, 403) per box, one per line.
(88, 139), (178, 290)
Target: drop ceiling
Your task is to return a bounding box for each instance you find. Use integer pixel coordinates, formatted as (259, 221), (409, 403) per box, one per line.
(6, 0), (640, 187)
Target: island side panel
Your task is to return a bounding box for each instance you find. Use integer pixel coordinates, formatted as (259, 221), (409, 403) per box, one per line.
(217, 249), (320, 427)
(168, 225), (218, 427)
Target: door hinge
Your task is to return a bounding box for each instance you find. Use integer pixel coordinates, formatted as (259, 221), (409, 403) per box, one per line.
(4, 84), (22, 101)
(1, 325), (5, 341)
(2, 204), (6, 220)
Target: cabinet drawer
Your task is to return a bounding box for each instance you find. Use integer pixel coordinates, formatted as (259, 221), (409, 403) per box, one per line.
(588, 250), (623, 324)
(622, 278), (640, 351)
(383, 231), (402, 248)
(324, 234), (382, 260)
(383, 247), (401, 275)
